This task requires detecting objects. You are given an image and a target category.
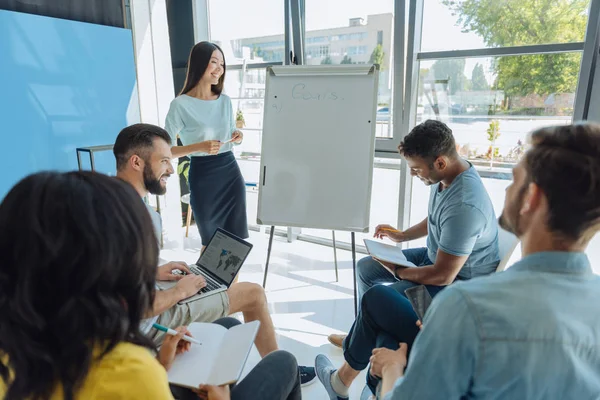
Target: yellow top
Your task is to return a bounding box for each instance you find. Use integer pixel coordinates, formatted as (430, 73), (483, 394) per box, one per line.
(0, 342), (175, 399)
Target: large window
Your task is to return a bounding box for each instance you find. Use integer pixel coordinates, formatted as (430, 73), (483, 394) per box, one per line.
(224, 68), (269, 158)
(416, 54), (579, 166)
(305, 0), (395, 139)
(403, 0), (591, 232)
(199, 0), (595, 251)
(421, 0), (590, 52)
(209, 0), (285, 182)
(208, 0), (285, 65)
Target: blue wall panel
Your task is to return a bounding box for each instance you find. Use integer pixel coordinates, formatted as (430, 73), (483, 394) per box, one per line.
(0, 10), (139, 199)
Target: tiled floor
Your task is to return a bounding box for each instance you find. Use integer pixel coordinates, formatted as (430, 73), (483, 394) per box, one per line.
(161, 225), (600, 399)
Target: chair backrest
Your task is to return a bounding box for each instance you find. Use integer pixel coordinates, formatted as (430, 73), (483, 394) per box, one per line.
(496, 227), (519, 273)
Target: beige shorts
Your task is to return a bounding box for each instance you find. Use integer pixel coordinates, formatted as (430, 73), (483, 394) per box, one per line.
(151, 290), (230, 344)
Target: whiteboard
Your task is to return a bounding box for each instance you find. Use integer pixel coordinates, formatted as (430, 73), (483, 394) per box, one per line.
(257, 65), (379, 232)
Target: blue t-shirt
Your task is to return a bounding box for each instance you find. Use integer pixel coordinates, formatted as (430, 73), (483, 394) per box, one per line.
(426, 165), (499, 279)
(164, 93), (237, 157)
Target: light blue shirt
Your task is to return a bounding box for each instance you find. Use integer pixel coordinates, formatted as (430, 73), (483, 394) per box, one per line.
(427, 165), (499, 279)
(385, 252), (600, 399)
(164, 93), (237, 157)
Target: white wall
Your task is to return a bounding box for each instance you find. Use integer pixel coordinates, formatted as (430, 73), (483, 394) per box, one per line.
(130, 0), (182, 245)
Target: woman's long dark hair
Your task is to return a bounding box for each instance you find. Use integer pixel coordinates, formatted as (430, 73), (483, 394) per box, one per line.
(0, 172), (158, 400)
(179, 41), (226, 96)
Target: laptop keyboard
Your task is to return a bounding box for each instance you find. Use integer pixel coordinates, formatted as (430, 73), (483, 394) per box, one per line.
(190, 266), (222, 294)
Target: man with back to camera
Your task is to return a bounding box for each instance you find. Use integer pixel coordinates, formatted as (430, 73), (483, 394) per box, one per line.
(328, 119), (500, 348)
(113, 123), (317, 386)
(370, 123), (600, 399)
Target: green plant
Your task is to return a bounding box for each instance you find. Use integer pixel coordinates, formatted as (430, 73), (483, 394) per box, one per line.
(369, 44), (385, 69)
(236, 109), (245, 128)
(484, 146), (501, 160)
(178, 159), (190, 182)
(443, 0), (586, 99)
(485, 120), (501, 166)
(321, 56), (332, 65)
(236, 109), (245, 122)
(486, 120), (500, 144)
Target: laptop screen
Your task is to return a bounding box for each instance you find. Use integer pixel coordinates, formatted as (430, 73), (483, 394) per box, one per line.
(196, 229), (253, 285)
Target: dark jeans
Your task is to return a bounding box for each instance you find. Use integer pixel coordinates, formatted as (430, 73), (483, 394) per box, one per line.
(350, 248), (446, 395)
(170, 318), (301, 400)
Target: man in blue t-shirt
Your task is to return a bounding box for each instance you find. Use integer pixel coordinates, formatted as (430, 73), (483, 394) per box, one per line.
(329, 120), (500, 348)
(320, 120), (499, 398)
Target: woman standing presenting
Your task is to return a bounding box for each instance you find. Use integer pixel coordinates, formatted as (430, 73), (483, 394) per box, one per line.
(165, 41), (248, 247)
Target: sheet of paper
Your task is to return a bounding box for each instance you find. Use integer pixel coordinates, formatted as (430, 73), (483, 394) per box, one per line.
(209, 320), (260, 385)
(167, 321), (260, 388)
(167, 323), (227, 388)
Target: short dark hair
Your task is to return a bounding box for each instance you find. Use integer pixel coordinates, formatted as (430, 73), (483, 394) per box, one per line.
(180, 41), (226, 96)
(0, 171), (158, 400)
(398, 120), (457, 163)
(113, 123), (172, 170)
(524, 123), (600, 241)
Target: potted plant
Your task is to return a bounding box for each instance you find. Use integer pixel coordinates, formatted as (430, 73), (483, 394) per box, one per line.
(236, 109), (245, 129)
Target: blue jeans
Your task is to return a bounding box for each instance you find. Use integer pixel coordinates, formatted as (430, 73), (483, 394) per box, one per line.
(356, 247), (443, 302)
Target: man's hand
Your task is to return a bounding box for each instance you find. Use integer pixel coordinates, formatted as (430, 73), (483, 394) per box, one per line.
(373, 258), (408, 278)
(196, 385), (230, 400)
(374, 224), (406, 243)
(157, 261), (191, 281)
(416, 320), (423, 330)
(370, 343), (408, 378)
(174, 274), (206, 300)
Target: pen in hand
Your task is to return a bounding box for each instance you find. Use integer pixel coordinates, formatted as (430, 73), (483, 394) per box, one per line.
(153, 323), (201, 345)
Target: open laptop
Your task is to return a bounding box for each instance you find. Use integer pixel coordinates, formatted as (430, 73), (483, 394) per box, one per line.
(156, 228), (253, 304)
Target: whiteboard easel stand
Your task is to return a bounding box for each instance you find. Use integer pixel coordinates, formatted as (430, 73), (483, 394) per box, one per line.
(257, 65), (380, 319)
(262, 227), (358, 317)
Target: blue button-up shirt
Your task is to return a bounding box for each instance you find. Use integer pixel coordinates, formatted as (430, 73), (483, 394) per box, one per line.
(385, 252), (600, 399)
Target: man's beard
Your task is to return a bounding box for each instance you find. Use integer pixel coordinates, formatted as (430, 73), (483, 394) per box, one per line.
(498, 210), (517, 235)
(143, 164), (168, 195)
(499, 183), (528, 237)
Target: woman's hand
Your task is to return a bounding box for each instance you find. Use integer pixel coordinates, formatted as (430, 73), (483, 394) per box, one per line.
(156, 326), (192, 371)
(196, 385), (230, 400)
(231, 130), (243, 144)
(199, 140), (222, 155)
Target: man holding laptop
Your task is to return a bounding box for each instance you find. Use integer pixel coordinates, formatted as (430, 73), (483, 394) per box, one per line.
(113, 123), (316, 386)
